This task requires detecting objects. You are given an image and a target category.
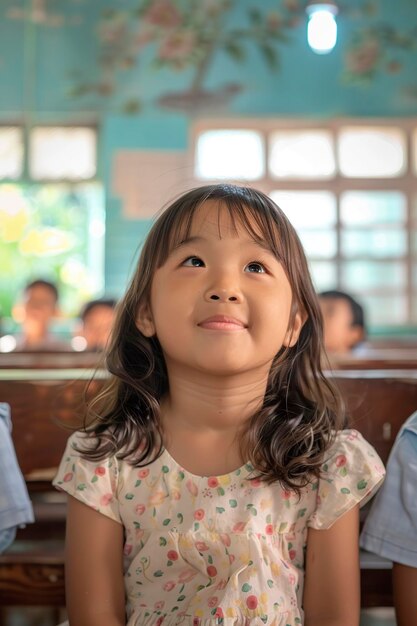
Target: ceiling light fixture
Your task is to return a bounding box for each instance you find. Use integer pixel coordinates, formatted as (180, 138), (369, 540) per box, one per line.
(306, 1), (339, 55)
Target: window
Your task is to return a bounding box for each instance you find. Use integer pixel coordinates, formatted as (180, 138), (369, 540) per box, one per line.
(0, 126), (103, 323)
(193, 119), (417, 330)
(30, 127), (96, 181)
(196, 130), (264, 180)
(0, 127), (24, 179)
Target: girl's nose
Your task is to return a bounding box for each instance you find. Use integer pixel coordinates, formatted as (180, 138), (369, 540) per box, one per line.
(205, 289), (241, 303)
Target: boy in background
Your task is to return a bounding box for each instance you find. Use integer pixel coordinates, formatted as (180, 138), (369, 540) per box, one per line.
(318, 289), (366, 354)
(74, 298), (117, 351)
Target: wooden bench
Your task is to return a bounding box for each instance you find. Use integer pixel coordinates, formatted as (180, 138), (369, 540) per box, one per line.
(1, 367), (416, 610)
(328, 349), (417, 371)
(330, 369), (417, 607)
(0, 349), (103, 370)
(0, 368), (106, 609)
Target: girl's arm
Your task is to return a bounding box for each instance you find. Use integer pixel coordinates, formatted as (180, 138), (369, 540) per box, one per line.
(393, 563), (417, 626)
(303, 505), (360, 626)
(65, 495), (125, 626)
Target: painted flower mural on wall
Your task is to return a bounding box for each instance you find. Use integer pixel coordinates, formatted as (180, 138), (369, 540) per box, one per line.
(344, 20), (417, 83)
(68, 0), (307, 113)
(2, 0), (417, 111)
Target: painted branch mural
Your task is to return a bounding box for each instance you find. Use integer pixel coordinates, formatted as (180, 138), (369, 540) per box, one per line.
(1, 0), (417, 113)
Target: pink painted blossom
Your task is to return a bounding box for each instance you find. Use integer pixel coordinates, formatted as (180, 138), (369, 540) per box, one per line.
(335, 454), (347, 467)
(123, 544), (133, 556)
(135, 503), (146, 516)
(346, 40), (380, 75)
(219, 533), (231, 547)
(215, 578), (228, 591)
(158, 30), (196, 63)
(207, 565), (217, 578)
(232, 521), (246, 532)
(138, 468), (149, 478)
(246, 595), (258, 609)
(289, 549), (296, 560)
(63, 472), (73, 482)
(178, 567), (198, 583)
(167, 550), (179, 561)
(215, 608), (224, 619)
(267, 11), (284, 30)
(186, 479), (198, 496)
(154, 600), (165, 610)
(100, 493), (114, 506)
(265, 524), (274, 535)
(284, 0), (301, 11)
(143, 0), (181, 28)
(95, 466), (106, 476)
(195, 541), (209, 551)
(194, 508), (205, 521)
(207, 476), (219, 488)
(163, 580), (176, 591)
(208, 595), (219, 608)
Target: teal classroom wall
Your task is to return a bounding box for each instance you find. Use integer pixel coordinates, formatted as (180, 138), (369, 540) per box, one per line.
(1, 0), (417, 296)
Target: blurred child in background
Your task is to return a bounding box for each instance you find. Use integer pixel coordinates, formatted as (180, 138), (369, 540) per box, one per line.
(318, 290), (366, 354)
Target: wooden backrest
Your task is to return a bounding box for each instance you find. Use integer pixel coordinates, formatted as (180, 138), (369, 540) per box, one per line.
(330, 370), (417, 464)
(1, 366), (416, 479)
(0, 369), (107, 480)
(328, 349), (417, 370)
(0, 350), (103, 369)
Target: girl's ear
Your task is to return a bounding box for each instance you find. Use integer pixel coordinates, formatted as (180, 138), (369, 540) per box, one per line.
(283, 311), (305, 348)
(136, 303), (155, 337)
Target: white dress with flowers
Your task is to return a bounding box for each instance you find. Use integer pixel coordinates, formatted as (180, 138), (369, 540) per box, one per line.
(53, 429), (384, 626)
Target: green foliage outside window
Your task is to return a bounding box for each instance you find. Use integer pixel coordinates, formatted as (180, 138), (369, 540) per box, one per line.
(0, 183), (104, 330)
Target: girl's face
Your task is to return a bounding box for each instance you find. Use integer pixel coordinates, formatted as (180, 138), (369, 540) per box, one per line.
(137, 200), (303, 380)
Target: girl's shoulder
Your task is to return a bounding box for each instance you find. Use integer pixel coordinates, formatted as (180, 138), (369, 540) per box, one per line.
(54, 429), (155, 481)
(324, 428), (385, 470)
(306, 429), (385, 530)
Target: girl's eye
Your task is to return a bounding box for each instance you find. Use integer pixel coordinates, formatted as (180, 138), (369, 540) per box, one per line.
(245, 261), (266, 274)
(182, 256), (205, 267)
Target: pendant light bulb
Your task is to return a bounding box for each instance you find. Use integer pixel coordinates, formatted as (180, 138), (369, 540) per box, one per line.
(306, 1), (338, 54)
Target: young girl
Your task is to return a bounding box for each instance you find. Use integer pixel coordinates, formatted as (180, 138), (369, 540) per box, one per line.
(54, 184), (385, 626)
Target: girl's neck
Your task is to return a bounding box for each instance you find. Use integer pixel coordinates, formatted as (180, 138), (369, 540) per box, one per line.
(161, 367), (269, 433)
(159, 366), (270, 477)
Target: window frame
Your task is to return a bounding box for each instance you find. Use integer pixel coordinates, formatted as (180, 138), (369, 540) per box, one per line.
(192, 117), (417, 329)
(0, 123), (99, 183)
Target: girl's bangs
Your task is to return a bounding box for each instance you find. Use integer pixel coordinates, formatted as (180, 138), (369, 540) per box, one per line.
(153, 189), (286, 268)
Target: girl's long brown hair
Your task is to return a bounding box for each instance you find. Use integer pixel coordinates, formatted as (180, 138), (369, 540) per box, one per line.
(76, 184), (346, 493)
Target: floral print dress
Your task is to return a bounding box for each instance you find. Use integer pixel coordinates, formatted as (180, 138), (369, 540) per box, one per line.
(53, 429), (385, 626)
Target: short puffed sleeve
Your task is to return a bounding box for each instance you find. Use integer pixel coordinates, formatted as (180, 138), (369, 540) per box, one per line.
(308, 429), (385, 530)
(53, 431), (122, 524)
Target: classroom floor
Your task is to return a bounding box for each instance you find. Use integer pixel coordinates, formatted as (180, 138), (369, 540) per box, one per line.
(1, 607), (397, 626)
